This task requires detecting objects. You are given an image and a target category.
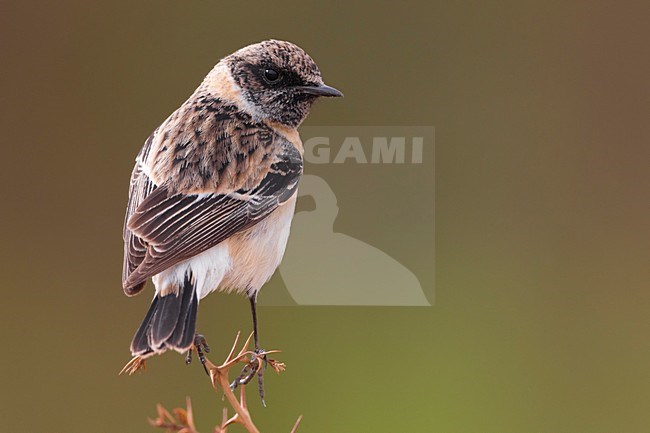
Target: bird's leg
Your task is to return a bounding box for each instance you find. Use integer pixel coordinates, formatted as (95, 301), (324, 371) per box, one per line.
(186, 333), (210, 375)
(251, 295), (267, 405)
(231, 294), (267, 406)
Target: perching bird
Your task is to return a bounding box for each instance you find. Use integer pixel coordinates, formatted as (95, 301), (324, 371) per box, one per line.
(121, 40), (342, 385)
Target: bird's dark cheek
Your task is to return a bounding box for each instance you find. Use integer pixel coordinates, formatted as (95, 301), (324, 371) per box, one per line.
(265, 92), (289, 108)
(293, 92), (317, 104)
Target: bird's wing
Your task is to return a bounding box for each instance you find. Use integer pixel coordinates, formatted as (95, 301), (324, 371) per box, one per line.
(122, 135), (158, 295)
(122, 138), (302, 292)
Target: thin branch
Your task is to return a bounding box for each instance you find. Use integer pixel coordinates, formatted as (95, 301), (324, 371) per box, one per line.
(290, 414), (303, 433)
(139, 332), (300, 433)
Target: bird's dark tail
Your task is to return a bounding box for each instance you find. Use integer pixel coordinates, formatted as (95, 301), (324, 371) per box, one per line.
(130, 274), (198, 357)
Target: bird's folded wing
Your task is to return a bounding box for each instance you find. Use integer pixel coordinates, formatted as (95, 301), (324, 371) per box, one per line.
(122, 142), (302, 290)
(122, 162), (157, 294)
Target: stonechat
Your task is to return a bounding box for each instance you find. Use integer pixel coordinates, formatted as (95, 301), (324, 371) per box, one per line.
(121, 40), (342, 389)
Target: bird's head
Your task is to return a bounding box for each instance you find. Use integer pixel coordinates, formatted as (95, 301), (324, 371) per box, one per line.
(224, 40), (343, 128)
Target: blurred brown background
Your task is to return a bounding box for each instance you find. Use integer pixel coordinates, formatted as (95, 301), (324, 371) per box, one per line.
(1, 1), (649, 432)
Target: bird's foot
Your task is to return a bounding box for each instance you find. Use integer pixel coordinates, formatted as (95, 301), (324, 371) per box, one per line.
(186, 333), (211, 375)
(230, 347), (267, 406)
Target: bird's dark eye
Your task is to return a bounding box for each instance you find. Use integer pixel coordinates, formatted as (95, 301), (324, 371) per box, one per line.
(263, 68), (280, 82)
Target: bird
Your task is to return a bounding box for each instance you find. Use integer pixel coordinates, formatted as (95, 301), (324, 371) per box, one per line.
(120, 40), (342, 393)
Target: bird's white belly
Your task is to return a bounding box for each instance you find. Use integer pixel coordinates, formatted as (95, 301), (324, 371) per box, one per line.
(220, 195), (297, 296)
(151, 195), (296, 300)
(152, 242), (232, 299)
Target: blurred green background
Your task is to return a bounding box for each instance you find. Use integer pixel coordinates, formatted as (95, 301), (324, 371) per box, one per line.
(1, 1), (649, 432)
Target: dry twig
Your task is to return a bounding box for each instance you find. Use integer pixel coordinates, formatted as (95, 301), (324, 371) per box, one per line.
(124, 332), (301, 433)
(148, 397), (198, 433)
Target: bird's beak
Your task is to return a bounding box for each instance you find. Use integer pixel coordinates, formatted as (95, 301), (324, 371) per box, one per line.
(298, 84), (344, 97)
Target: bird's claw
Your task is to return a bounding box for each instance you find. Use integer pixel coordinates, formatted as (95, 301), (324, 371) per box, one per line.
(186, 333), (211, 375)
(230, 348), (267, 406)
